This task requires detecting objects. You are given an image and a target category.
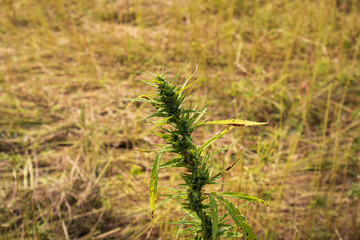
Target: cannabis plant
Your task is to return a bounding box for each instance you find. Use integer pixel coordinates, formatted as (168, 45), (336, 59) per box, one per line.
(124, 66), (268, 240)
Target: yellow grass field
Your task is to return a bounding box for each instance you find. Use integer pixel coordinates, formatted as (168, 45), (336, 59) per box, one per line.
(0, 0), (359, 239)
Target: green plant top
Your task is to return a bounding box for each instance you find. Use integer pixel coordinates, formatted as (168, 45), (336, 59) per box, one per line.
(123, 66), (268, 240)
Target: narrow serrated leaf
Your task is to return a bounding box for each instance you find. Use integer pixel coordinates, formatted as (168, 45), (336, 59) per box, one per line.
(199, 126), (234, 153)
(201, 119), (269, 127)
(119, 97), (156, 104)
(172, 60), (187, 85)
(217, 192), (268, 207)
(147, 71), (157, 78)
(214, 194), (241, 224)
(149, 151), (163, 227)
(178, 64), (198, 93)
(159, 158), (184, 168)
(210, 151), (245, 181)
(156, 194), (177, 207)
(176, 214), (189, 239)
(135, 148), (158, 153)
(202, 138), (240, 164)
(164, 186), (183, 192)
(214, 194), (256, 240)
(209, 194), (219, 240)
(118, 96), (158, 110)
(185, 135), (194, 145)
(179, 75), (201, 96)
(140, 79), (158, 86)
(191, 102), (210, 128)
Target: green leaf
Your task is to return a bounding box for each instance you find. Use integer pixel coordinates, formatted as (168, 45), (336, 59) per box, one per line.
(216, 192), (268, 207)
(164, 186), (184, 193)
(172, 60), (187, 85)
(214, 194), (256, 240)
(185, 135), (194, 145)
(117, 96), (158, 110)
(179, 75), (201, 96)
(156, 194), (177, 207)
(146, 117), (171, 128)
(147, 71), (157, 78)
(199, 126), (234, 154)
(118, 97), (157, 104)
(178, 64), (198, 93)
(149, 151), (164, 227)
(135, 148), (158, 153)
(209, 194), (219, 240)
(140, 79), (157, 86)
(210, 151), (245, 181)
(152, 131), (168, 139)
(214, 194), (241, 223)
(159, 158), (185, 168)
(190, 102), (210, 128)
(204, 137), (240, 163)
(200, 119), (269, 127)
(176, 214), (189, 238)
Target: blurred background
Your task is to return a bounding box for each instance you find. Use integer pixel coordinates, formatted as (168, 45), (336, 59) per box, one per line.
(0, 0), (359, 239)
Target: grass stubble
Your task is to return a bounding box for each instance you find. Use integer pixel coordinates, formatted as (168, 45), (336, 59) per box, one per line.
(0, 0), (359, 239)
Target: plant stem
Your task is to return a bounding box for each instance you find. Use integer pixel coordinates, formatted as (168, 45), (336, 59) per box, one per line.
(138, 69), (267, 239)
(155, 76), (212, 239)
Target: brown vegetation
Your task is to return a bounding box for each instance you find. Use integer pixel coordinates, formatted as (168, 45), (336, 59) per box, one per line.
(0, 0), (359, 239)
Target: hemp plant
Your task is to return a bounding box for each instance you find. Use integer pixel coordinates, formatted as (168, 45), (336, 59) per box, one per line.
(124, 66), (268, 240)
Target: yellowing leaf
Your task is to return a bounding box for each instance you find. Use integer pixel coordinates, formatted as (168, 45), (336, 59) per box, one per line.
(201, 119), (269, 127)
(216, 191), (269, 207)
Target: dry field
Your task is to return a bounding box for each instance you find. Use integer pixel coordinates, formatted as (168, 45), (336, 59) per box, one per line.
(0, 0), (359, 239)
